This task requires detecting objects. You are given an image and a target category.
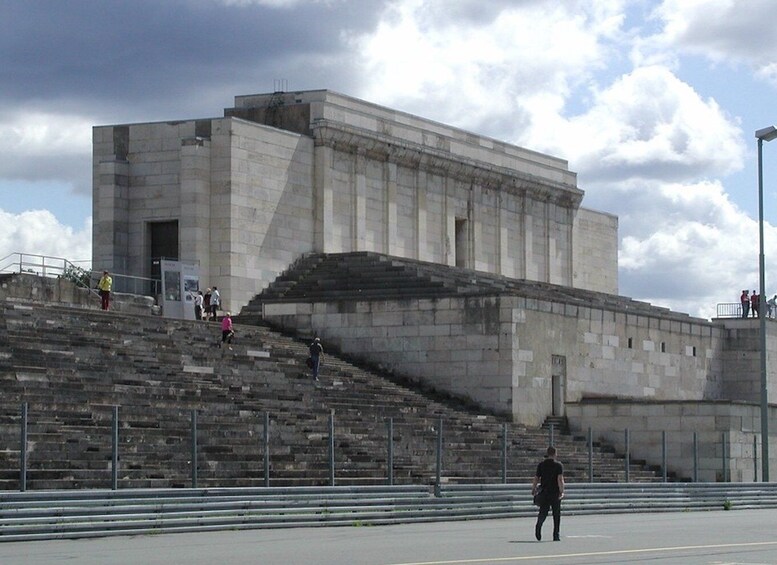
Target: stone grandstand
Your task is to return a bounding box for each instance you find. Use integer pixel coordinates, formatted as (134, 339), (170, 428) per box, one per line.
(0, 272), (669, 491)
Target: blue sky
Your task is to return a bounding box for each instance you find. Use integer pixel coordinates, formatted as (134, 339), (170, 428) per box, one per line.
(2, 0), (777, 319)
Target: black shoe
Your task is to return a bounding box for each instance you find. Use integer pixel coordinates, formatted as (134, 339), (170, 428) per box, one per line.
(553, 535), (560, 541)
(535, 524), (541, 541)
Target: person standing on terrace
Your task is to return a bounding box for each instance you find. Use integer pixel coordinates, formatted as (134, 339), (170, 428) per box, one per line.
(97, 271), (113, 311)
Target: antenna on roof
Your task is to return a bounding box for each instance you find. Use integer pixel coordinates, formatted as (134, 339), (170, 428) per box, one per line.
(273, 79), (288, 93)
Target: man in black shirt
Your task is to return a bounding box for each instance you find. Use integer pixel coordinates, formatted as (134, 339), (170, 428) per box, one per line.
(532, 445), (564, 541)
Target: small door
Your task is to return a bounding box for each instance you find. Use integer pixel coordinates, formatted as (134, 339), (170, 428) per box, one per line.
(551, 355), (566, 416)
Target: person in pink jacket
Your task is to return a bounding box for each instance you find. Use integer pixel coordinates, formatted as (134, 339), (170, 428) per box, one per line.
(220, 312), (234, 349)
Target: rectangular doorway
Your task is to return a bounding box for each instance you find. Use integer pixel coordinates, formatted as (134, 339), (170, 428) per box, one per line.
(551, 355), (566, 416)
(455, 218), (468, 268)
(149, 220), (179, 281)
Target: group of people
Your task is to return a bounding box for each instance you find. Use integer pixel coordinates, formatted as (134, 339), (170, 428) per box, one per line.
(194, 287), (221, 321)
(740, 290), (777, 318)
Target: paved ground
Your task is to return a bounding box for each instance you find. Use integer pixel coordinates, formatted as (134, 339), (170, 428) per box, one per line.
(2, 509), (777, 564)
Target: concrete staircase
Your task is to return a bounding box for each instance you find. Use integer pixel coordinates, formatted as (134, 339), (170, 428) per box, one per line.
(3, 482), (777, 542)
(0, 298), (666, 492)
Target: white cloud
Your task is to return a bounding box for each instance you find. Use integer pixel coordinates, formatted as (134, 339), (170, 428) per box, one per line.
(354, 0), (625, 137)
(0, 111), (92, 193)
(0, 210), (92, 266)
(652, 0), (777, 86)
(529, 66), (745, 183)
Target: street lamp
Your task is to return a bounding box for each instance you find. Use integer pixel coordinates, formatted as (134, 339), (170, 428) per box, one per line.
(756, 125), (777, 482)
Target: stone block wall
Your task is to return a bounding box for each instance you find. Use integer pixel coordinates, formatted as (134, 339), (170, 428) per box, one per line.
(572, 207), (618, 294)
(566, 400), (777, 482)
(263, 292), (731, 428)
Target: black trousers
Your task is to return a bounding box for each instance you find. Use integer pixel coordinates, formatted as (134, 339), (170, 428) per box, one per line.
(536, 494), (561, 538)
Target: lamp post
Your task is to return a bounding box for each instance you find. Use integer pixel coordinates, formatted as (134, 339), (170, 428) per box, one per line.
(756, 125), (777, 482)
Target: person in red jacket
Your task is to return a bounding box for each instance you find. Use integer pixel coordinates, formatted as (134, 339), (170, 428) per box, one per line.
(751, 290), (760, 318)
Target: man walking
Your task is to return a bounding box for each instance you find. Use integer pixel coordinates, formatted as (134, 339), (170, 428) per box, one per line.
(532, 445), (564, 541)
(309, 336), (323, 381)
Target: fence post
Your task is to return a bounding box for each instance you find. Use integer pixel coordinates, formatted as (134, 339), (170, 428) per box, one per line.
(329, 411), (335, 487)
(387, 418), (394, 486)
(722, 432), (728, 482)
(693, 431), (698, 482)
(263, 412), (270, 487)
(435, 418), (443, 497)
(754, 434), (758, 482)
(501, 423), (507, 485)
(20, 402), (27, 493)
(191, 410), (198, 489)
(587, 427), (593, 482)
(662, 431), (667, 482)
(112, 406), (119, 490)
(624, 428), (630, 483)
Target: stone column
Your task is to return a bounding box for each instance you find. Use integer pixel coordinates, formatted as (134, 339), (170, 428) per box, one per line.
(385, 161), (398, 255)
(353, 151), (367, 251)
(314, 145), (335, 252)
(444, 177), (455, 266)
(95, 159), (130, 273)
(180, 137), (211, 279)
(522, 194), (532, 280)
(497, 194), (507, 276)
(416, 170), (427, 261)
(471, 184), (483, 271)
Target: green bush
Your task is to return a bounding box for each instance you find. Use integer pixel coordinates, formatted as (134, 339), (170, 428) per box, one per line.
(61, 264), (92, 288)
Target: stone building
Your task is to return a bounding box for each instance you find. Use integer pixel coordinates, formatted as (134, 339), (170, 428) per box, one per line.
(93, 90), (776, 481)
(92, 89), (617, 314)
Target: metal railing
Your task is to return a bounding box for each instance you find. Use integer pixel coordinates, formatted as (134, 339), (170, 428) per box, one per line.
(0, 252), (160, 298)
(0, 252), (90, 281)
(8, 403), (752, 492)
(716, 302), (776, 319)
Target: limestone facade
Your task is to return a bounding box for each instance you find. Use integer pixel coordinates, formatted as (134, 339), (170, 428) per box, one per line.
(92, 90), (617, 313)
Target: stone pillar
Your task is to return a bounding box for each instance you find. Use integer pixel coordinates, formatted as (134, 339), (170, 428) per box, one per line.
(523, 194), (532, 280)
(497, 194), (507, 276)
(416, 170), (427, 261)
(353, 151), (367, 251)
(444, 177), (455, 266)
(95, 159), (130, 273)
(471, 184), (483, 271)
(180, 137), (211, 279)
(314, 145), (335, 252)
(385, 161), (398, 256)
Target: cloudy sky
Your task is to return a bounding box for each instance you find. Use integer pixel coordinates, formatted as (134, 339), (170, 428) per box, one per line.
(2, 0), (776, 320)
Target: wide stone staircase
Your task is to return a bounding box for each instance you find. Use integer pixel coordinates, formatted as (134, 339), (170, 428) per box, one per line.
(0, 298), (666, 493)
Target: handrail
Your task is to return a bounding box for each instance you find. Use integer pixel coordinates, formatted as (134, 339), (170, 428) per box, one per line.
(717, 302), (775, 319)
(0, 252), (160, 297)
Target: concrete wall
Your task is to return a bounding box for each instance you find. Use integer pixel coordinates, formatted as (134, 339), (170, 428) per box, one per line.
(93, 118), (316, 314)
(572, 207), (618, 294)
(94, 90), (620, 315)
(263, 293), (728, 427)
(566, 400), (777, 482)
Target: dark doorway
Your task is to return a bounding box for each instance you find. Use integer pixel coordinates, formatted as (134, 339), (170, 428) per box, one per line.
(455, 218), (468, 268)
(149, 220), (179, 280)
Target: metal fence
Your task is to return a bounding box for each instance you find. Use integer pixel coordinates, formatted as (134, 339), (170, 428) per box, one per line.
(9, 403), (747, 493)
(0, 252), (160, 297)
(717, 301), (777, 318)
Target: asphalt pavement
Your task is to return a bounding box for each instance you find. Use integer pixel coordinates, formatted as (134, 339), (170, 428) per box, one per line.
(2, 508), (777, 564)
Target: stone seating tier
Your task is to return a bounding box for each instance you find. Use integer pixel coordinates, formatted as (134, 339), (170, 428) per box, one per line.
(242, 252), (692, 324)
(0, 298), (667, 490)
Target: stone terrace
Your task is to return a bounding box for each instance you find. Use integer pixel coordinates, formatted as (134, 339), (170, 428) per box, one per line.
(0, 294), (667, 491)
(240, 251), (702, 322)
